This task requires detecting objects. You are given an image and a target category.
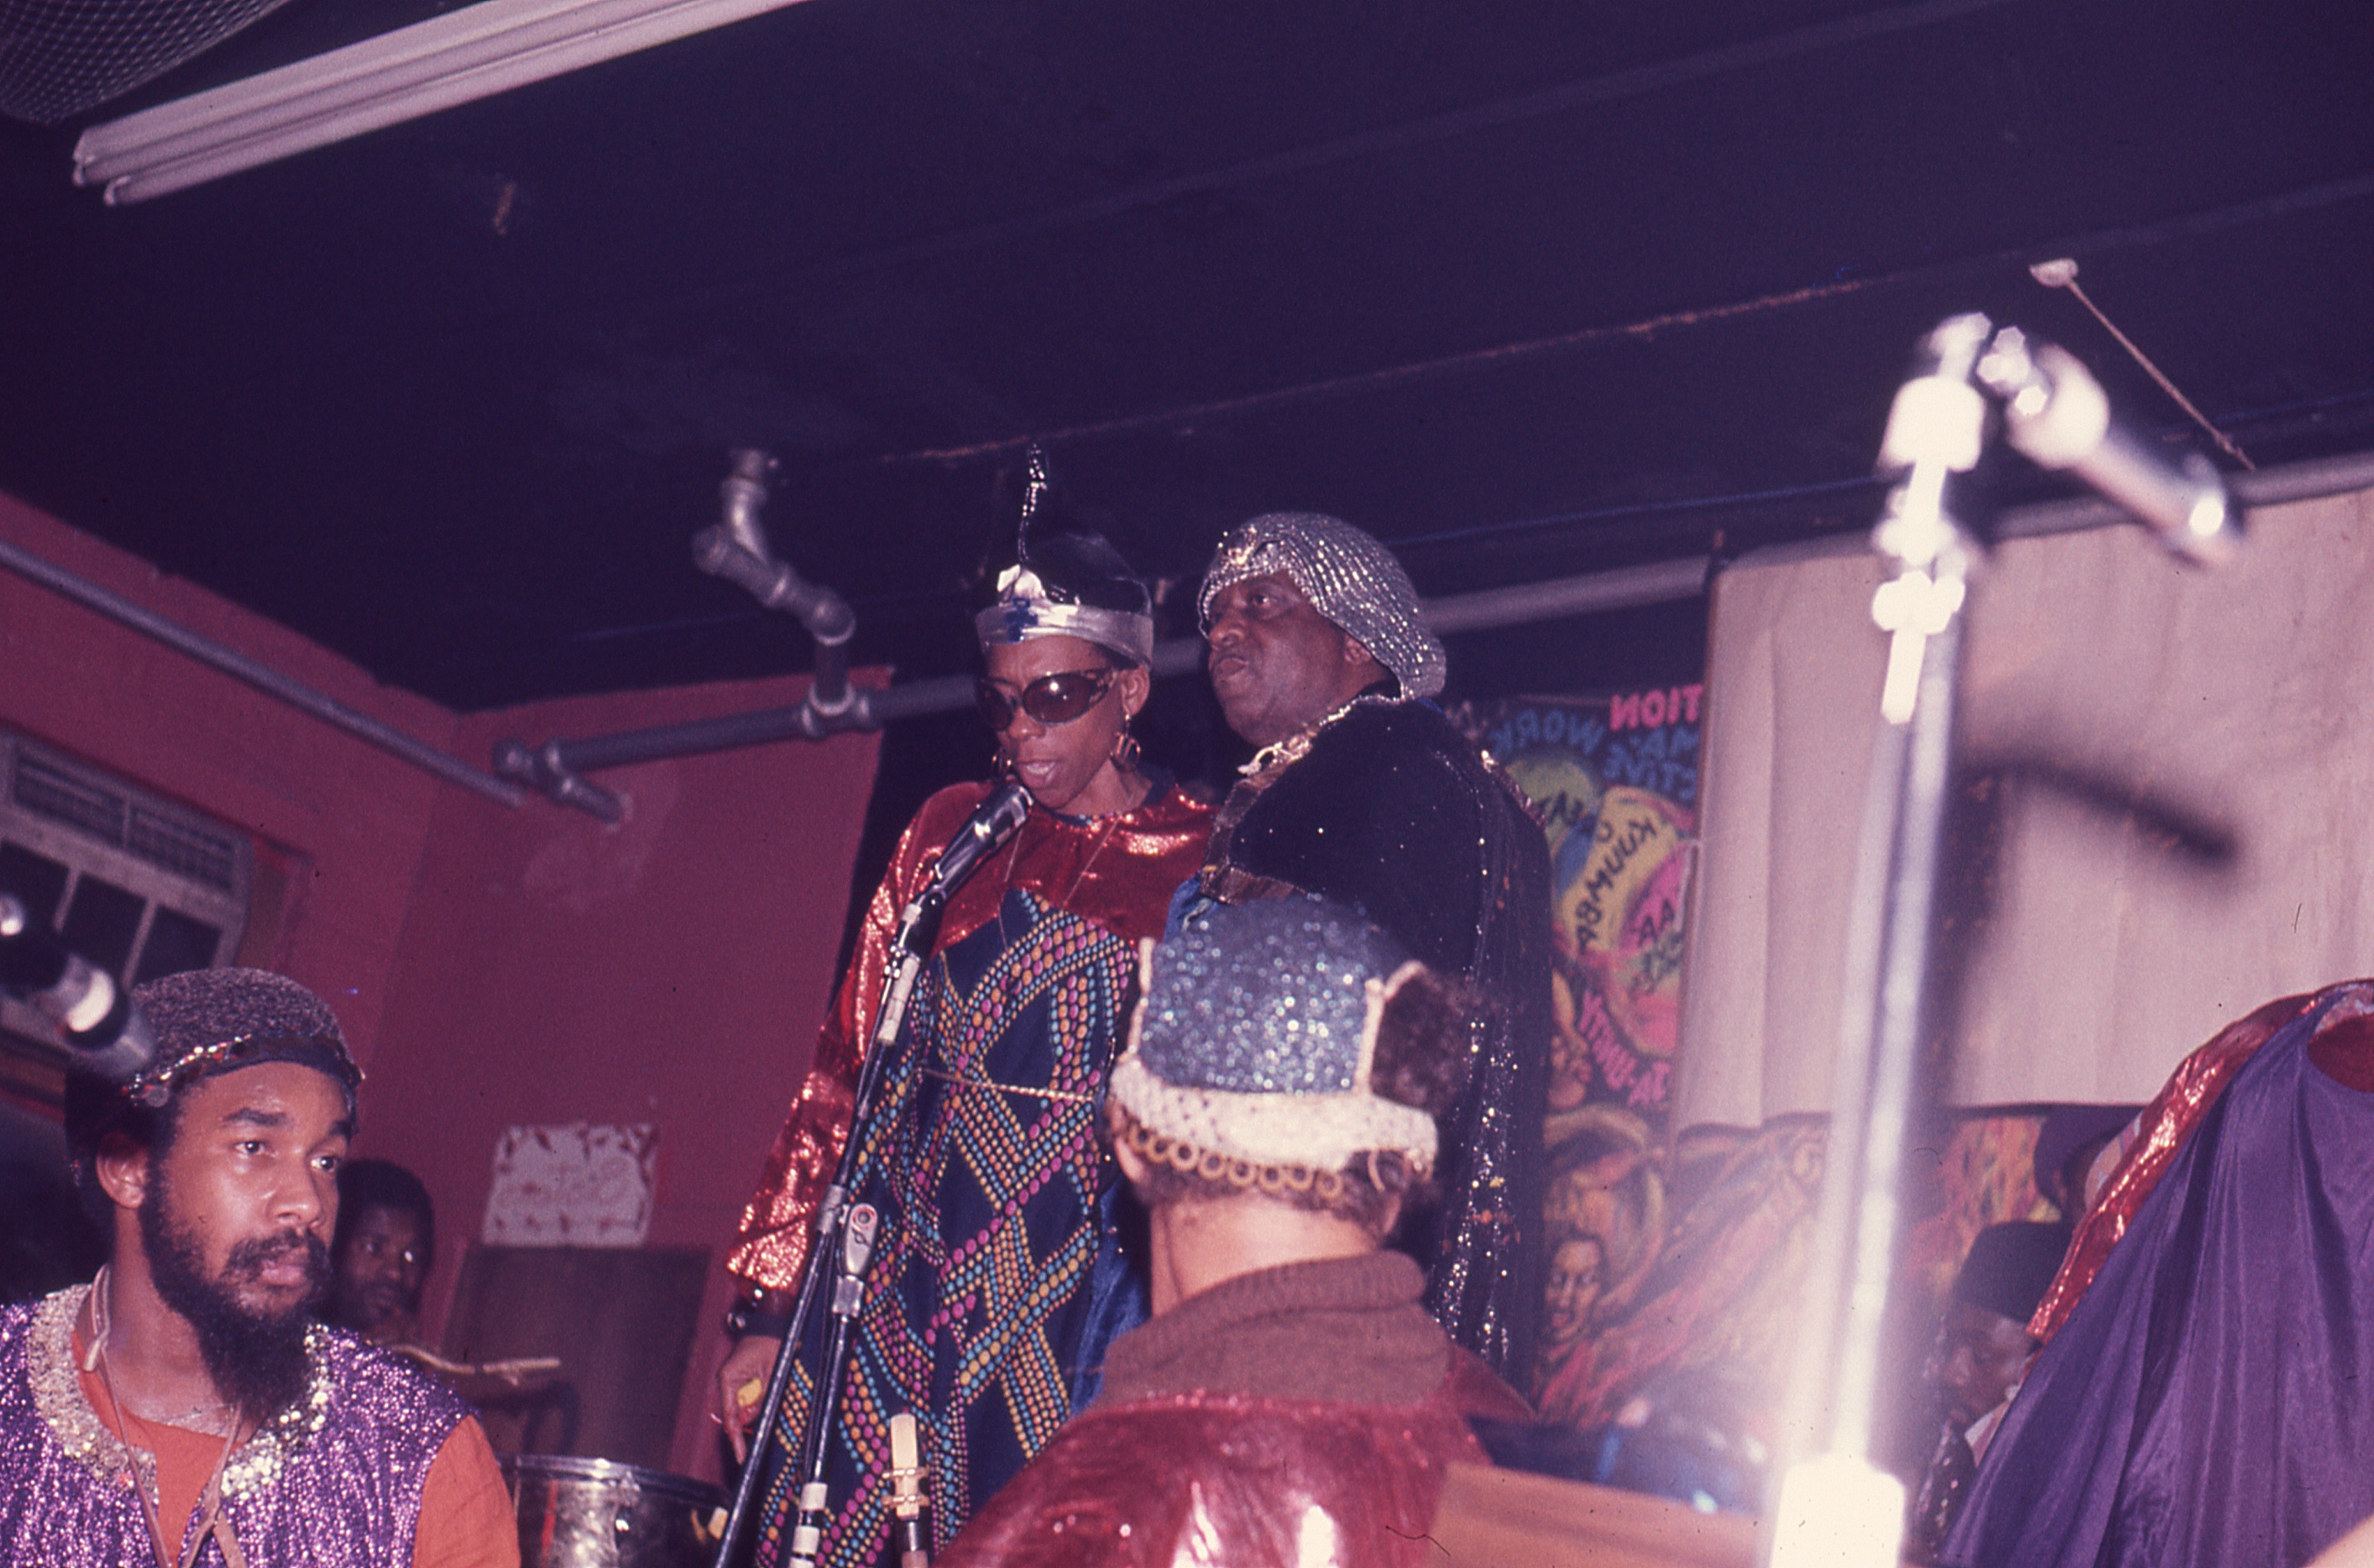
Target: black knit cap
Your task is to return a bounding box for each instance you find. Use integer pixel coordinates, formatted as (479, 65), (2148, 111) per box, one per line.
(128, 966), (358, 1100)
(1950, 1221), (2072, 1328)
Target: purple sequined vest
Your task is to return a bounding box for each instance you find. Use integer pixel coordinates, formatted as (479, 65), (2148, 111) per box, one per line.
(0, 1285), (469, 1567)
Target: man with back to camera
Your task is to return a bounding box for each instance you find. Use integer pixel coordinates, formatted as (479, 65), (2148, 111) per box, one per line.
(939, 894), (1532, 1567)
(0, 967), (517, 1568)
(1190, 510), (1554, 1380)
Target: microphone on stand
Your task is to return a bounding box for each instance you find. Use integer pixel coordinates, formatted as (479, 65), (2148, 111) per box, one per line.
(1978, 331), (2242, 567)
(879, 779), (1036, 1046)
(713, 776), (1033, 1568)
(0, 893), (156, 1088)
(923, 779), (1032, 895)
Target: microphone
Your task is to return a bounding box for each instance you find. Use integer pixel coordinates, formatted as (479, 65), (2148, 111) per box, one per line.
(1978, 331), (2241, 567)
(923, 779), (1032, 896)
(0, 893), (158, 1085)
(888, 1411), (932, 1568)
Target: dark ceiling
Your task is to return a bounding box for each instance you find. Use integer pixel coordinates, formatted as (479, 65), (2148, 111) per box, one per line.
(3, 0), (2371, 713)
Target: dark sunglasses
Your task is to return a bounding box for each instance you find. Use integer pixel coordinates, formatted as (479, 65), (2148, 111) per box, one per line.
(975, 667), (1119, 730)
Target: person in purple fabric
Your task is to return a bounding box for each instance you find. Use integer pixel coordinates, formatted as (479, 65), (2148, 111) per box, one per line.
(0, 967), (516, 1568)
(1940, 982), (2374, 1568)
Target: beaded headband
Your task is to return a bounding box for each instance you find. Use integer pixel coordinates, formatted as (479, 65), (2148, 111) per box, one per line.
(123, 1031), (360, 1109)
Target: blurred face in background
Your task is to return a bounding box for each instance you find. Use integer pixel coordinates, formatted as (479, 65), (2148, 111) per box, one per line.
(331, 1204), (427, 1343)
(1925, 1300), (2036, 1427)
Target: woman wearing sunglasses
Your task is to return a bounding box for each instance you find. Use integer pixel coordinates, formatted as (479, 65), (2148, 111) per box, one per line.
(718, 529), (1213, 1568)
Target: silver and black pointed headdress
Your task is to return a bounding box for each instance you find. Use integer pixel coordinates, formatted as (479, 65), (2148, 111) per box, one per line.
(975, 446), (1156, 666)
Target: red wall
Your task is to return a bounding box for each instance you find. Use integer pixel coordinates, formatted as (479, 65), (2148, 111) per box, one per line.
(2, 493), (459, 1061)
(369, 691), (877, 1479)
(2, 492), (881, 1480)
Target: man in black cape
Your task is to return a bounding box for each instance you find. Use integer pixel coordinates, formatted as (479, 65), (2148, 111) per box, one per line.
(1189, 510), (1553, 1380)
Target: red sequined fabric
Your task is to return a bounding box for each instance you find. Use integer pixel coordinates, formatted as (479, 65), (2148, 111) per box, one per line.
(726, 780), (1212, 1291)
(2027, 988), (2321, 1344)
(939, 1367), (1519, 1568)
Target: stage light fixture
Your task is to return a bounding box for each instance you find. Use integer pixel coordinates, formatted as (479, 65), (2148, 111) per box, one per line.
(73, 0), (823, 204)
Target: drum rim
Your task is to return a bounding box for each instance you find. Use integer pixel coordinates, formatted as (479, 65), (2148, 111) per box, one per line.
(500, 1453), (726, 1507)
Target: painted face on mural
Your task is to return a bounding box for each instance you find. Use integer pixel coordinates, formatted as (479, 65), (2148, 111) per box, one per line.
(1543, 1234), (1605, 1346)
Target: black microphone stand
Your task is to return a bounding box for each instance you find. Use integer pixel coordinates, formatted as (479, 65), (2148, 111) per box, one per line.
(711, 783), (1032, 1568)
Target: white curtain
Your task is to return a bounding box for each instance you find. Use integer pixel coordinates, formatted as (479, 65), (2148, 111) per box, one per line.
(1676, 483), (2374, 1126)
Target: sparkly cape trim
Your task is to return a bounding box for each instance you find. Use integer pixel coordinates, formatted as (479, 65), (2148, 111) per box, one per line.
(28, 1284), (334, 1501)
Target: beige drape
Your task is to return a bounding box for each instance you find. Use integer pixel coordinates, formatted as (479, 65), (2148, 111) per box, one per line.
(1676, 484), (2374, 1126)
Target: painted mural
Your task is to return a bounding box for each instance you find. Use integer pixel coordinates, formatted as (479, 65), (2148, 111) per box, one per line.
(1455, 687), (1703, 1403)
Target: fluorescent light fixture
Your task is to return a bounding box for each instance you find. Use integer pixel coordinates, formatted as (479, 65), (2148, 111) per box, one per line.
(74, 0), (825, 204)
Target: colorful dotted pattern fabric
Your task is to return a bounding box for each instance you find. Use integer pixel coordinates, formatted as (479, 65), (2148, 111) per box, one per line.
(753, 889), (1139, 1568)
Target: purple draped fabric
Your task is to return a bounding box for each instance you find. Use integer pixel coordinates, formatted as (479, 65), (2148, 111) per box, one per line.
(1941, 986), (2374, 1568)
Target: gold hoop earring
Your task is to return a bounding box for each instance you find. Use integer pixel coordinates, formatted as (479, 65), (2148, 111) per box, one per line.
(1111, 729), (1141, 769)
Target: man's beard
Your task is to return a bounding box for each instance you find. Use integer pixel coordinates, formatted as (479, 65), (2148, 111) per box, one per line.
(140, 1190), (331, 1423)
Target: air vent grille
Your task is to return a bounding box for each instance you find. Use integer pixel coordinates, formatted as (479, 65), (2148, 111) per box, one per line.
(12, 754), (126, 845)
(125, 806), (241, 892)
(10, 749), (242, 893)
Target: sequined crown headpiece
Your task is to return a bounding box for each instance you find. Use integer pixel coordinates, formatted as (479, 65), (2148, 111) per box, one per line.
(1108, 895), (1440, 1175)
(974, 447), (1156, 667)
(118, 967), (362, 1109)
(1197, 511), (1446, 700)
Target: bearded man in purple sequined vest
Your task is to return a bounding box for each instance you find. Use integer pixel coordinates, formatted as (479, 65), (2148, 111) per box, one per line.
(0, 967), (517, 1568)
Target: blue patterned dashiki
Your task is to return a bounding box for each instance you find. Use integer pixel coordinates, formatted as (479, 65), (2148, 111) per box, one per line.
(753, 887), (1144, 1568)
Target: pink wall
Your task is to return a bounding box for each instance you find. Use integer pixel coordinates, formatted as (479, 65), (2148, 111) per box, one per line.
(2, 491), (882, 1480)
(2, 492), (461, 1064)
(368, 689), (878, 1480)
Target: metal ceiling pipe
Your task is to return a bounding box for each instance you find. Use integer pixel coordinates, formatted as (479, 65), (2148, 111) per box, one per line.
(501, 443), (2374, 817)
(0, 533), (527, 808)
(499, 552), (1717, 816)
(691, 448), (857, 718)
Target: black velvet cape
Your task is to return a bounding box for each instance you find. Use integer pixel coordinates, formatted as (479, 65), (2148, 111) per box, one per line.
(1200, 698), (1554, 1380)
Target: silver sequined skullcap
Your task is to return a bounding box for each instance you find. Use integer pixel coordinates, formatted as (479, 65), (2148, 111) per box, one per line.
(1108, 895), (1438, 1174)
(1198, 512), (1446, 700)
